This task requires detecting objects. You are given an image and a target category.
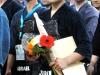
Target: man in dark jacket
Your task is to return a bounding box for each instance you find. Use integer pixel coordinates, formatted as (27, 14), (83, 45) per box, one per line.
(40, 0), (91, 74)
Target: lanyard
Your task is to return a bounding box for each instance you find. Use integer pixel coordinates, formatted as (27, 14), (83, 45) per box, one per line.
(19, 3), (42, 39)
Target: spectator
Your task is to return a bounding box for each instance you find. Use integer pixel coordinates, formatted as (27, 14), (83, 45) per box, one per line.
(91, 0), (100, 11)
(0, 0), (22, 75)
(87, 0), (100, 75)
(5, 0), (50, 75)
(74, 0), (99, 52)
(74, 0), (99, 72)
(0, 7), (10, 75)
(87, 14), (100, 75)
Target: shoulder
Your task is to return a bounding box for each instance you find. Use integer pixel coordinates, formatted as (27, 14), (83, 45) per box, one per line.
(12, 9), (23, 19)
(4, 0), (23, 11)
(0, 8), (9, 28)
(0, 8), (8, 19)
(11, 9), (23, 27)
(0, 8), (5, 14)
(37, 7), (48, 16)
(84, 3), (99, 17)
(3, 0), (22, 9)
(2, 0), (22, 16)
(9, 0), (22, 7)
(62, 3), (78, 15)
(0, 8), (5, 15)
(61, 3), (81, 20)
(38, 8), (50, 21)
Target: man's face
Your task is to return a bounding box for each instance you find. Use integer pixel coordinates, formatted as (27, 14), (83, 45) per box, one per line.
(91, 0), (100, 8)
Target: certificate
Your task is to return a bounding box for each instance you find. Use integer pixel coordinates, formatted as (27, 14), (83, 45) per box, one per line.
(51, 36), (87, 75)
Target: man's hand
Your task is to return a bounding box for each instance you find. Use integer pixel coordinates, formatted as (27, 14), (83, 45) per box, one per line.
(5, 69), (11, 75)
(50, 52), (84, 70)
(87, 55), (98, 75)
(50, 57), (68, 70)
(54, 58), (68, 70)
(87, 64), (95, 75)
(25, 50), (39, 62)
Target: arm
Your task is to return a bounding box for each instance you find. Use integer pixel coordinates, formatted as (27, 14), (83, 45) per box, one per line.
(0, 10), (10, 66)
(71, 11), (91, 63)
(92, 15), (100, 57)
(0, 15), (3, 67)
(87, 14), (100, 75)
(85, 9), (99, 42)
(89, 55), (98, 66)
(64, 6), (99, 66)
(5, 54), (15, 75)
(53, 11), (91, 69)
(87, 55), (98, 75)
(54, 52), (84, 69)
(5, 12), (18, 75)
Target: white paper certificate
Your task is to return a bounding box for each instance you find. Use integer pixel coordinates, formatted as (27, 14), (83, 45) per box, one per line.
(51, 36), (87, 75)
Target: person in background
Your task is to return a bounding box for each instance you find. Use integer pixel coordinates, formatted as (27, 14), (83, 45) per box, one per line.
(5, 0), (50, 75)
(0, 7), (10, 75)
(87, 0), (100, 75)
(87, 14), (100, 75)
(0, 0), (22, 75)
(91, 0), (100, 11)
(74, 0), (99, 72)
(40, 0), (91, 73)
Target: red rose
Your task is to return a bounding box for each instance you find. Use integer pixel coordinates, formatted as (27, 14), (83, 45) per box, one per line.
(40, 35), (54, 48)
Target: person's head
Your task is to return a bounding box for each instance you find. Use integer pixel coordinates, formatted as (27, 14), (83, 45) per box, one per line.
(91, 0), (100, 10)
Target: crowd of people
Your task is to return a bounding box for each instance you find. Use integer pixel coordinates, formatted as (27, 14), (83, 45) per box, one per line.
(0, 0), (100, 75)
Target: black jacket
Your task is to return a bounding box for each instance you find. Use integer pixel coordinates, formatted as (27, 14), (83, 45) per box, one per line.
(92, 14), (100, 75)
(40, 3), (91, 63)
(93, 14), (100, 57)
(1, 0), (22, 25)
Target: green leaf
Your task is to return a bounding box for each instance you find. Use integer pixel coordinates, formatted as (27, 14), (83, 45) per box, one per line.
(32, 44), (46, 54)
